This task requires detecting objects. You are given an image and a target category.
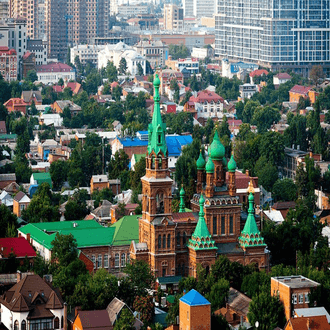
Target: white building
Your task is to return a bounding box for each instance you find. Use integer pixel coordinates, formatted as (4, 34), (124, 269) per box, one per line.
(134, 40), (169, 68)
(239, 83), (257, 100)
(273, 73), (291, 86)
(176, 58), (199, 74)
(70, 44), (105, 66)
(221, 59), (258, 79)
(189, 90), (224, 119)
(37, 62), (76, 84)
(27, 39), (48, 66)
(98, 42), (146, 75)
(117, 3), (150, 17)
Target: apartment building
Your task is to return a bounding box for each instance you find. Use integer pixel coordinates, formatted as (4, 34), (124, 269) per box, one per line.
(70, 44), (105, 66)
(0, 46), (17, 81)
(27, 39), (48, 65)
(134, 40), (168, 68)
(215, 0), (330, 76)
(0, 0), (9, 19)
(164, 4), (184, 31)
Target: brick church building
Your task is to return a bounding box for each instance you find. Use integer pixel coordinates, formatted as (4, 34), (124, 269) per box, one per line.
(130, 74), (269, 278)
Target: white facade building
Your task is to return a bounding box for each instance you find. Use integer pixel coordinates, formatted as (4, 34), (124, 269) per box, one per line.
(70, 44), (105, 66)
(239, 83), (257, 100)
(37, 62), (76, 84)
(98, 42), (146, 75)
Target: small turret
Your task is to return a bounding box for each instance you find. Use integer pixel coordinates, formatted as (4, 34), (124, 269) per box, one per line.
(196, 149), (205, 194)
(179, 184), (185, 213)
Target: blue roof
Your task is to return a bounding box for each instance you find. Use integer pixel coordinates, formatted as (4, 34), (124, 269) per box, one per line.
(118, 137), (149, 147)
(179, 289), (210, 306)
(230, 62), (258, 73)
(137, 130), (148, 135)
(166, 135), (193, 156)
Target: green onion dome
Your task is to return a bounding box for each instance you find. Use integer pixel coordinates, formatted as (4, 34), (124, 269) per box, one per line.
(153, 74), (160, 87)
(227, 154), (237, 172)
(196, 149), (206, 170)
(206, 157), (214, 173)
(209, 131), (225, 160)
(180, 185), (185, 197)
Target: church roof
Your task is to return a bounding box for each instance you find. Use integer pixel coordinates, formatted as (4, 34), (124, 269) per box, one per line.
(180, 289), (210, 306)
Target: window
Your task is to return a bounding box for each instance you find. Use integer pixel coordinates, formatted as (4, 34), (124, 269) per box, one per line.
(299, 294), (303, 304)
(167, 234), (171, 248)
(54, 317), (59, 329)
(305, 293), (310, 303)
(177, 232), (180, 246)
(187, 311), (189, 320)
(221, 216), (225, 235)
(121, 253), (126, 267)
(292, 294), (297, 304)
(61, 316), (64, 328)
(115, 253), (119, 268)
(104, 254), (109, 268)
(163, 235), (166, 248)
(183, 232), (186, 246)
(98, 254), (102, 268)
(229, 216), (233, 234)
(158, 235), (161, 249)
(14, 321), (18, 330)
(91, 255), (96, 269)
(21, 320), (26, 330)
(213, 216), (217, 235)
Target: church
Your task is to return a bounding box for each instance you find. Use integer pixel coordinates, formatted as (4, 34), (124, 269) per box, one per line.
(130, 75), (269, 278)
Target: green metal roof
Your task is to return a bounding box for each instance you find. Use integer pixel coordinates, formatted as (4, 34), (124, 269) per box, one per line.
(133, 154), (146, 163)
(239, 193), (266, 248)
(110, 215), (140, 246)
(0, 134), (17, 140)
(158, 276), (182, 285)
(147, 74), (167, 156)
(19, 220), (115, 249)
(32, 172), (53, 188)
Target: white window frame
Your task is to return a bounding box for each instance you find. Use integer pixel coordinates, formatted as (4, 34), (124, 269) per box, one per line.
(305, 293), (310, 303)
(292, 294), (297, 304)
(104, 254), (109, 268)
(98, 254), (102, 268)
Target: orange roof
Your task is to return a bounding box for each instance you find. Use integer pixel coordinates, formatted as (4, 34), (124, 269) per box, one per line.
(4, 98), (28, 106)
(286, 315), (330, 330)
(249, 69), (269, 77)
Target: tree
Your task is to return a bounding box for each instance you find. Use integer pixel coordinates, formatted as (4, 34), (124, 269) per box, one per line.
(133, 295), (155, 324)
(51, 233), (78, 267)
(26, 70), (38, 82)
(272, 178), (297, 202)
(211, 314), (230, 330)
(0, 205), (17, 237)
(310, 65), (325, 86)
(205, 278), (230, 312)
(168, 44), (190, 60)
(124, 259), (155, 297)
(119, 58), (127, 74)
(240, 271), (270, 298)
(247, 292), (285, 330)
(252, 105), (281, 133)
(137, 62), (144, 76)
(114, 308), (135, 330)
(106, 61), (118, 82)
(242, 100), (260, 123)
(254, 156), (278, 192)
(50, 160), (69, 190)
(166, 294), (183, 325)
(108, 150), (129, 179)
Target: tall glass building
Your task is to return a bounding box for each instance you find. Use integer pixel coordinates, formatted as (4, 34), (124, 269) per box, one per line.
(215, 0), (330, 76)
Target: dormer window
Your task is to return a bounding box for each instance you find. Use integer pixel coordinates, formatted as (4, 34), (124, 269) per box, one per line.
(158, 133), (161, 144)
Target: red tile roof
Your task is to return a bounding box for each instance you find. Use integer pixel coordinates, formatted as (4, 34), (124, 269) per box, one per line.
(275, 72), (291, 79)
(227, 119), (243, 127)
(22, 51), (32, 60)
(290, 85), (313, 96)
(225, 171), (258, 190)
(0, 47), (17, 55)
(172, 212), (198, 222)
(189, 90), (224, 103)
(37, 62), (73, 73)
(4, 98), (28, 107)
(286, 315), (330, 330)
(207, 64), (221, 70)
(272, 201), (296, 210)
(0, 237), (36, 258)
(249, 69), (269, 77)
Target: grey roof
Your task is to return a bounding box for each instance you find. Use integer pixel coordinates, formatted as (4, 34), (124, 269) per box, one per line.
(272, 276), (320, 289)
(55, 100), (82, 112)
(107, 298), (126, 325)
(21, 91), (42, 103)
(227, 287), (251, 316)
(151, 216), (175, 226)
(0, 173), (16, 182)
(295, 307), (330, 323)
(216, 242), (244, 255)
(92, 200), (112, 218)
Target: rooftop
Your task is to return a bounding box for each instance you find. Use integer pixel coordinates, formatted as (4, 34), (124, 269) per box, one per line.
(272, 276), (320, 289)
(180, 289), (210, 306)
(0, 237), (36, 258)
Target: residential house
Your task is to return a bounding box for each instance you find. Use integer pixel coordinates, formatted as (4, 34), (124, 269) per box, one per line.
(294, 307), (330, 323)
(37, 62), (76, 84)
(227, 119), (243, 136)
(52, 82), (82, 95)
(110, 204), (139, 223)
(112, 120), (123, 135)
(284, 315), (330, 330)
(215, 287), (251, 328)
(21, 52), (36, 78)
(13, 191), (31, 217)
(271, 201), (296, 219)
(0, 190), (14, 207)
(289, 85), (319, 104)
(189, 91), (224, 120)
(30, 172), (52, 188)
(21, 90), (42, 105)
(271, 276), (320, 320)
(159, 69), (184, 94)
(165, 57), (199, 75)
(0, 274), (66, 330)
(37, 139), (60, 161)
(0, 237), (36, 265)
(249, 69), (268, 84)
(0, 173), (16, 189)
(72, 309), (113, 330)
(90, 175), (110, 194)
(273, 73), (291, 86)
(3, 98), (28, 114)
(179, 289), (211, 330)
(90, 200), (113, 225)
(239, 83), (257, 100)
(53, 100), (82, 117)
(38, 113), (63, 127)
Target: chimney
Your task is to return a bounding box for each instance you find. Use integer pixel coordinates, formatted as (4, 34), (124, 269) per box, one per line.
(26, 233), (30, 243)
(64, 302), (68, 330)
(307, 318), (310, 330)
(245, 169), (249, 176)
(75, 306), (81, 316)
(309, 151), (313, 158)
(17, 270), (22, 282)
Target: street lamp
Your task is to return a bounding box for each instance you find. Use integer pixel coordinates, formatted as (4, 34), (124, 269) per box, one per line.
(255, 321), (259, 329)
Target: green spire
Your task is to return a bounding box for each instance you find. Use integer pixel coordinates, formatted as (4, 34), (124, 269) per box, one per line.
(147, 74), (167, 156)
(196, 149), (206, 170)
(239, 193), (266, 248)
(179, 184), (185, 213)
(209, 130), (225, 161)
(228, 154), (237, 172)
(188, 195), (217, 250)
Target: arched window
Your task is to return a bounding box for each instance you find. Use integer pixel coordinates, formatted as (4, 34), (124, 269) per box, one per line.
(167, 234), (171, 249)
(176, 232), (181, 246)
(156, 192), (164, 213)
(121, 253), (126, 267)
(54, 317), (59, 329)
(115, 253), (119, 268)
(182, 232), (186, 246)
(158, 235), (161, 249)
(163, 235), (166, 248)
(14, 321), (19, 330)
(21, 320), (26, 330)
(61, 316), (64, 328)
